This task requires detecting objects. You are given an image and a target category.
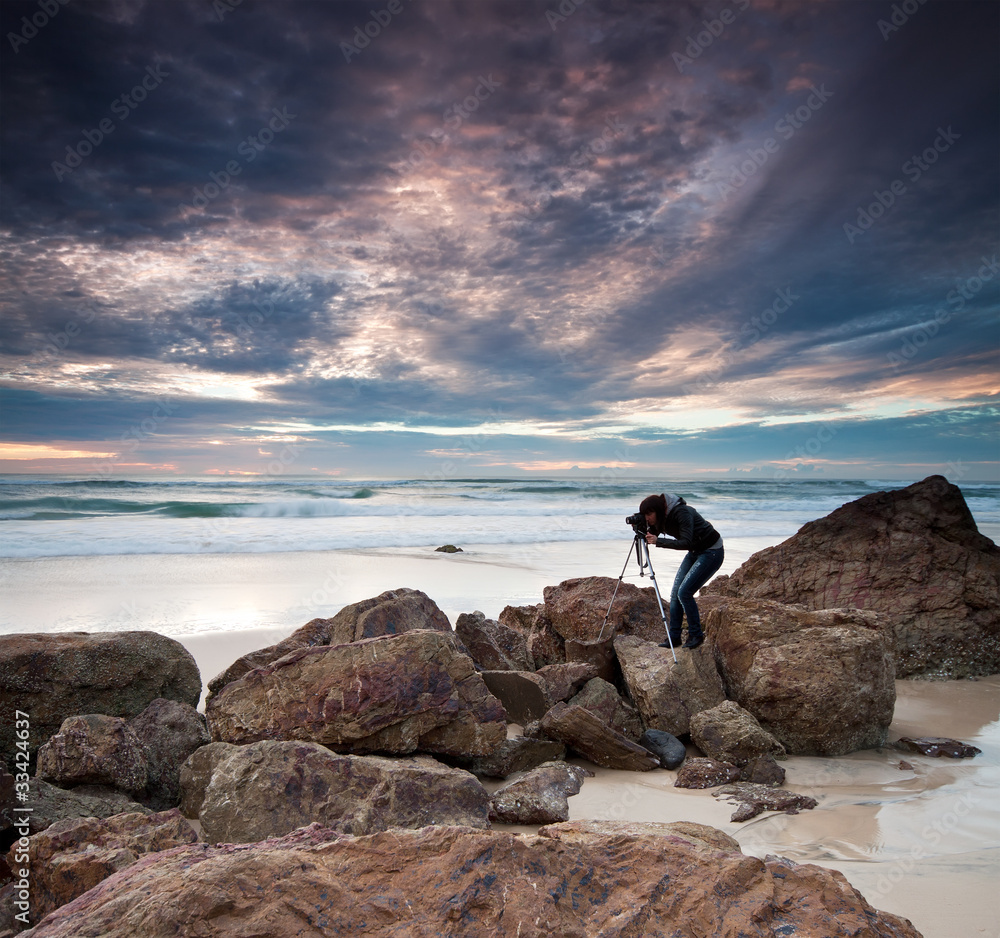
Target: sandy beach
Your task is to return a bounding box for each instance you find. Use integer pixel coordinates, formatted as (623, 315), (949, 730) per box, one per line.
(2, 540), (998, 938)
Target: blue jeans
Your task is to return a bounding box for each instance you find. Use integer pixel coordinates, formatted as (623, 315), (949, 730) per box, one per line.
(668, 547), (724, 641)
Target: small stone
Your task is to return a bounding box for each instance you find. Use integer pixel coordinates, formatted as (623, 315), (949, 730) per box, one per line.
(435, 544), (463, 552)
(896, 736), (981, 758)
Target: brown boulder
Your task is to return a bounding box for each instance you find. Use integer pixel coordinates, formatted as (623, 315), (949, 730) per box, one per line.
(455, 610), (534, 671)
(13, 809), (197, 928)
(534, 661), (598, 702)
(23, 821), (922, 938)
(674, 757), (742, 789)
(705, 475), (1000, 678)
(614, 634), (726, 737)
(567, 677), (643, 741)
(739, 753), (786, 786)
(206, 616), (334, 700)
(0, 631), (200, 774)
(542, 576), (666, 643)
(198, 740), (491, 843)
(126, 698), (210, 808)
(489, 761), (591, 824)
(327, 587), (451, 643)
(706, 599), (895, 755)
(689, 700), (787, 766)
(539, 703), (660, 771)
(206, 629), (506, 758)
(36, 715), (148, 796)
(498, 603), (565, 668)
(177, 742), (240, 819)
(896, 736), (982, 758)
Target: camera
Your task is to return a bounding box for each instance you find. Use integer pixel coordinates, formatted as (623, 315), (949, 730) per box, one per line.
(625, 513), (648, 535)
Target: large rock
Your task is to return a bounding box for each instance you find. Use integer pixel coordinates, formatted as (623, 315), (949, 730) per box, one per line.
(689, 700), (786, 766)
(706, 599), (895, 755)
(36, 715), (149, 796)
(539, 703), (660, 771)
(327, 587), (452, 643)
(480, 670), (552, 724)
(178, 742), (240, 820)
(455, 610), (534, 671)
(534, 661), (598, 702)
(614, 634), (726, 737)
(22, 821), (922, 938)
(568, 677), (644, 741)
(489, 761), (591, 824)
(125, 698), (210, 808)
(498, 603), (565, 668)
(206, 616), (334, 700)
(705, 475), (1000, 678)
(11, 809), (197, 928)
(0, 631), (200, 774)
(542, 577), (666, 644)
(206, 629), (506, 758)
(197, 740), (491, 844)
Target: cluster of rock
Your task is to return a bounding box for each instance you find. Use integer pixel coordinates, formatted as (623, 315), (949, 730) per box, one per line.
(3, 475), (990, 935)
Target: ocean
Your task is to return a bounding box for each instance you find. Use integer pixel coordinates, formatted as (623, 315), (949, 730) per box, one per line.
(2, 475), (998, 560)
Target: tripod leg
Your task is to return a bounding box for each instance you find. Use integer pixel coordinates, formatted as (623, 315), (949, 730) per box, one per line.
(642, 540), (677, 663)
(597, 537), (642, 643)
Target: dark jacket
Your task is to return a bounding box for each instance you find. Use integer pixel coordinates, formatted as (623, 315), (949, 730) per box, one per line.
(652, 496), (721, 553)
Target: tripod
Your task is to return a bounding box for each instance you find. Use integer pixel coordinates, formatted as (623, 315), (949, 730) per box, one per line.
(598, 532), (677, 662)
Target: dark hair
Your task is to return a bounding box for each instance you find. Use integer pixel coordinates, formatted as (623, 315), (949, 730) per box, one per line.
(639, 493), (667, 534)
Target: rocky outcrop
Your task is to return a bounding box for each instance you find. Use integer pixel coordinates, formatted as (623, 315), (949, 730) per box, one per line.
(498, 603), (565, 668)
(689, 700), (787, 766)
(489, 761), (591, 824)
(455, 611), (533, 671)
(705, 475), (1000, 678)
(11, 809), (197, 928)
(0, 631), (200, 773)
(542, 577), (666, 644)
(449, 736), (566, 779)
(713, 782), (818, 822)
(674, 757), (741, 789)
(568, 677), (643, 741)
(34, 700), (209, 809)
(706, 599), (895, 755)
(197, 741), (491, 844)
(206, 630), (506, 758)
(539, 703), (660, 771)
(178, 742), (240, 819)
(614, 634), (726, 737)
(21, 820), (922, 938)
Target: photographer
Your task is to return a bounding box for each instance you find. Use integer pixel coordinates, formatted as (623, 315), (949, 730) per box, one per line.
(639, 493), (724, 650)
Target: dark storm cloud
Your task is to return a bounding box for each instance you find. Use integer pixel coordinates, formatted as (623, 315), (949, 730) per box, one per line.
(1, 0), (997, 476)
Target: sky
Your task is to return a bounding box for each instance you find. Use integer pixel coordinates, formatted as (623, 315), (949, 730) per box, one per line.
(0, 0), (997, 482)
